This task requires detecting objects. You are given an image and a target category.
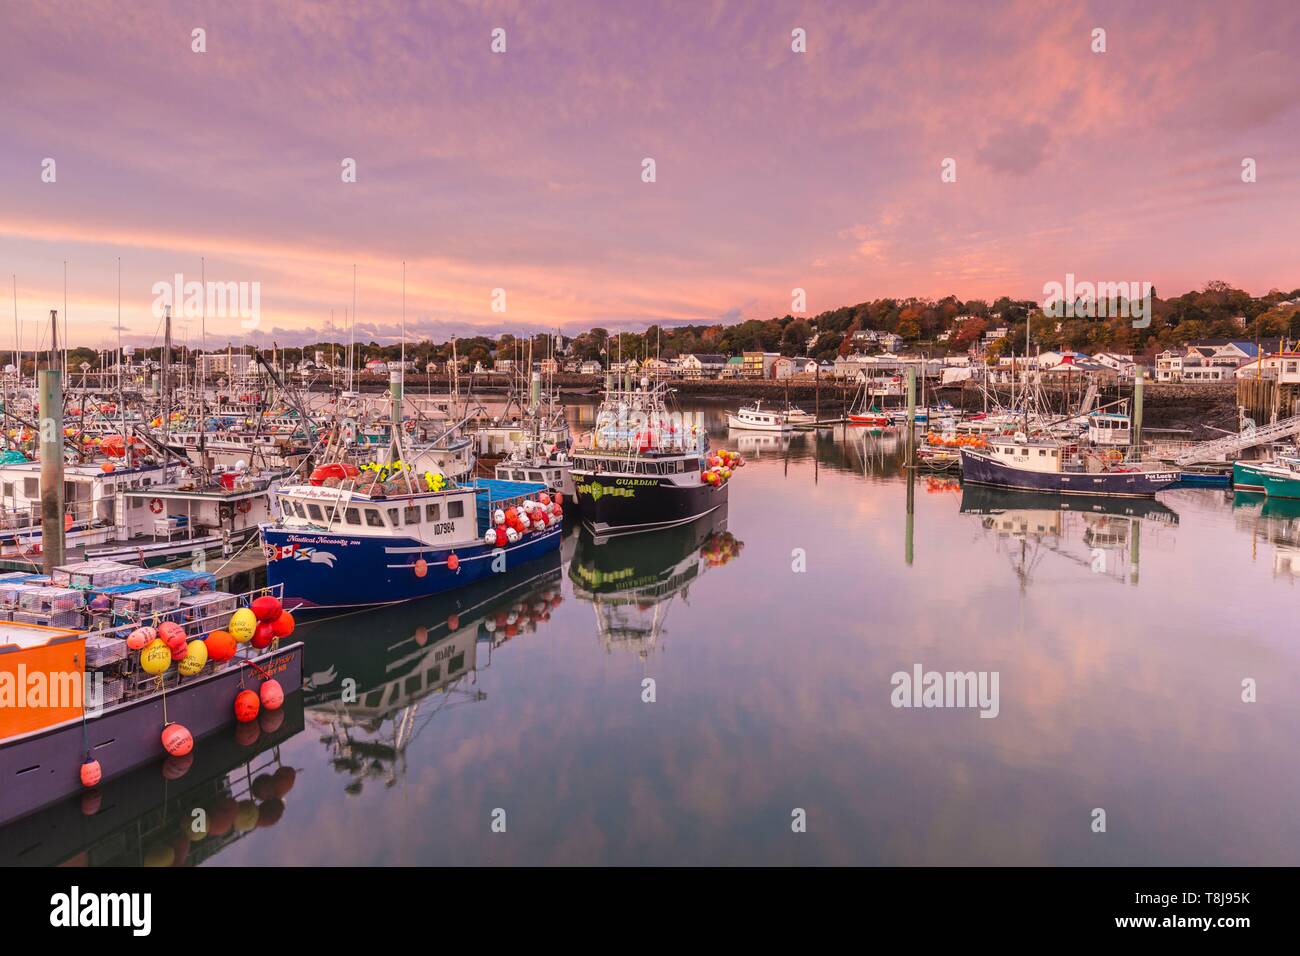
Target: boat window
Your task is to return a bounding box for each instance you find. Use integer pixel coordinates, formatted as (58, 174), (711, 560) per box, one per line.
(1039, 449), (1047, 456)
(448, 500), (465, 519)
(404, 505), (421, 524)
(426, 503), (440, 521)
(24, 478), (37, 496)
(345, 507), (361, 525)
(307, 503), (325, 522)
(365, 509), (384, 528)
(528, 471), (543, 481)
(513, 471), (525, 480)
(386, 507), (400, 526)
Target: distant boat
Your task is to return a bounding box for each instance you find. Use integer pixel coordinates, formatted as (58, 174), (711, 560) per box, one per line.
(727, 401), (794, 432)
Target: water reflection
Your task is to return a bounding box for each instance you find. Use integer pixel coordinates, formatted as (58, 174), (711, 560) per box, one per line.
(569, 510), (743, 659)
(959, 485), (1179, 588)
(1, 693), (304, 867)
(304, 553), (564, 792)
(1230, 491), (1300, 579)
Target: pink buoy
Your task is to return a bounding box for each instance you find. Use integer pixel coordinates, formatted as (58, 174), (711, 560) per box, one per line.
(259, 679), (284, 711)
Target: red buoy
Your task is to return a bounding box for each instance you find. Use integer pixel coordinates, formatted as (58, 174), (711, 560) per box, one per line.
(413, 558), (428, 578)
(251, 595), (283, 622)
(234, 689), (260, 723)
(80, 758), (102, 788)
(161, 723), (194, 757)
(446, 553), (459, 572)
(251, 621), (275, 649)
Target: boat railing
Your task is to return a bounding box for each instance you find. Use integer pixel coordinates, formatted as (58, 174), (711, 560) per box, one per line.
(83, 582), (289, 705)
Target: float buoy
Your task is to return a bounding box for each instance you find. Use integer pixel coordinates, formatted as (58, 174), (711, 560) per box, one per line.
(80, 758), (102, 788)
(259, 679), (284, 711)
(446, 553), (459, 572)
(270, 611), (295, 638)
(149, 498), (164, 514)
(234, 689), (260, 723)
(161, 723), (194, 757)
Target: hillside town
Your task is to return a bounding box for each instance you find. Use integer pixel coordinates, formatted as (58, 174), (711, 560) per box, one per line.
(44, 283), (1300, 394)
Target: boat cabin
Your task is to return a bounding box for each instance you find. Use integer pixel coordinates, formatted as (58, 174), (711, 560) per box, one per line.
(1087, 412), (1132, 447)
(275, 482), (480, 547)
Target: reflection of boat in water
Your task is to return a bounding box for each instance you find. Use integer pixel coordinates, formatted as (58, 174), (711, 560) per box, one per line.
(1231, 491), (1300, 577)
(959, 485), (1177, 588)
(959, 484), (1180, 525)
(568, 508), (742, 658)
(0, 692), (304, 867)
(734, 431), (801, 456)
(303, 551), (563, 791)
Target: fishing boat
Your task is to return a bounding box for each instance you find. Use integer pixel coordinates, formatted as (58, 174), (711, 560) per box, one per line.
(0, 691), (303, 866)
(0, 584), (304, 827)
(1253, 457), (1300, 498)
(262, 372), (563, 610)
(568, 377), (738, 537)
(848, 407), (891, 427)
(727, 401), (795, 432)
(959, 437), (1179, 497)
(1233, 460), (1271, 492)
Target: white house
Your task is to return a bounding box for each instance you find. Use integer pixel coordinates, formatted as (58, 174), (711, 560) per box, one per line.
(677, 353), (728, 379)
(772, 356), (816, 379)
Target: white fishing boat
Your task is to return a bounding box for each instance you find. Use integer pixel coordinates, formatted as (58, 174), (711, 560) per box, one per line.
(727, 401), (795, 432)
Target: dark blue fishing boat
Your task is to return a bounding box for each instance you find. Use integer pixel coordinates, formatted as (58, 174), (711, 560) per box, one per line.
(960, 440), (1179, 498)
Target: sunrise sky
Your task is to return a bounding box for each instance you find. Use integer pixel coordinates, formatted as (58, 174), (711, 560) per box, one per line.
(1, 0), (1297, 349)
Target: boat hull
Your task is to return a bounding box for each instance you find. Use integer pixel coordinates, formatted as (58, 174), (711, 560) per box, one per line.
(0, 643), (304, 827)
(1257, 468), (1300, 499)
(262, 523), (563, 610)
(959, 449), (1178, 497)
(726, 413), (792, 432)
(1232, 461), (1268, 492)
(570, 472), (729, 536)
(848, 415), (891, 428)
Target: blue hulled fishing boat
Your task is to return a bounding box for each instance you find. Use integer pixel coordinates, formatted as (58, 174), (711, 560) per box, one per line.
(960, 438), (1179, 498)
(263, 372), (563, 611)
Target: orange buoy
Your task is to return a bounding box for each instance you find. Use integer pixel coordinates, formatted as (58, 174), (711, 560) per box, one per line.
(80, 758), (102, 788)
(446, 553), (459, 572)
(413, 558), (428, 578)
(259, 679), (284, 711)
(447, 613), (460, 631)
(161, 723), (194, 757)
(270, 610), (295, 638)
(234, 689), (260, 723)
(205, 629), (237, 661)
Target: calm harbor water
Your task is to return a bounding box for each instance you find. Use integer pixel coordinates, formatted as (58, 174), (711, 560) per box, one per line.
(10, 402), (1300, 866)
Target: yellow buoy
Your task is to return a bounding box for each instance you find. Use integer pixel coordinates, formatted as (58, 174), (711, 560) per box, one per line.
(178, 638), (209, 676)
(228, 607), (257, 643)
(140, 639), (171, 675)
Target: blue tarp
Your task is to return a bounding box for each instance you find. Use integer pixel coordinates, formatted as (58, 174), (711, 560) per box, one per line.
(472, 477), (548, 532)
